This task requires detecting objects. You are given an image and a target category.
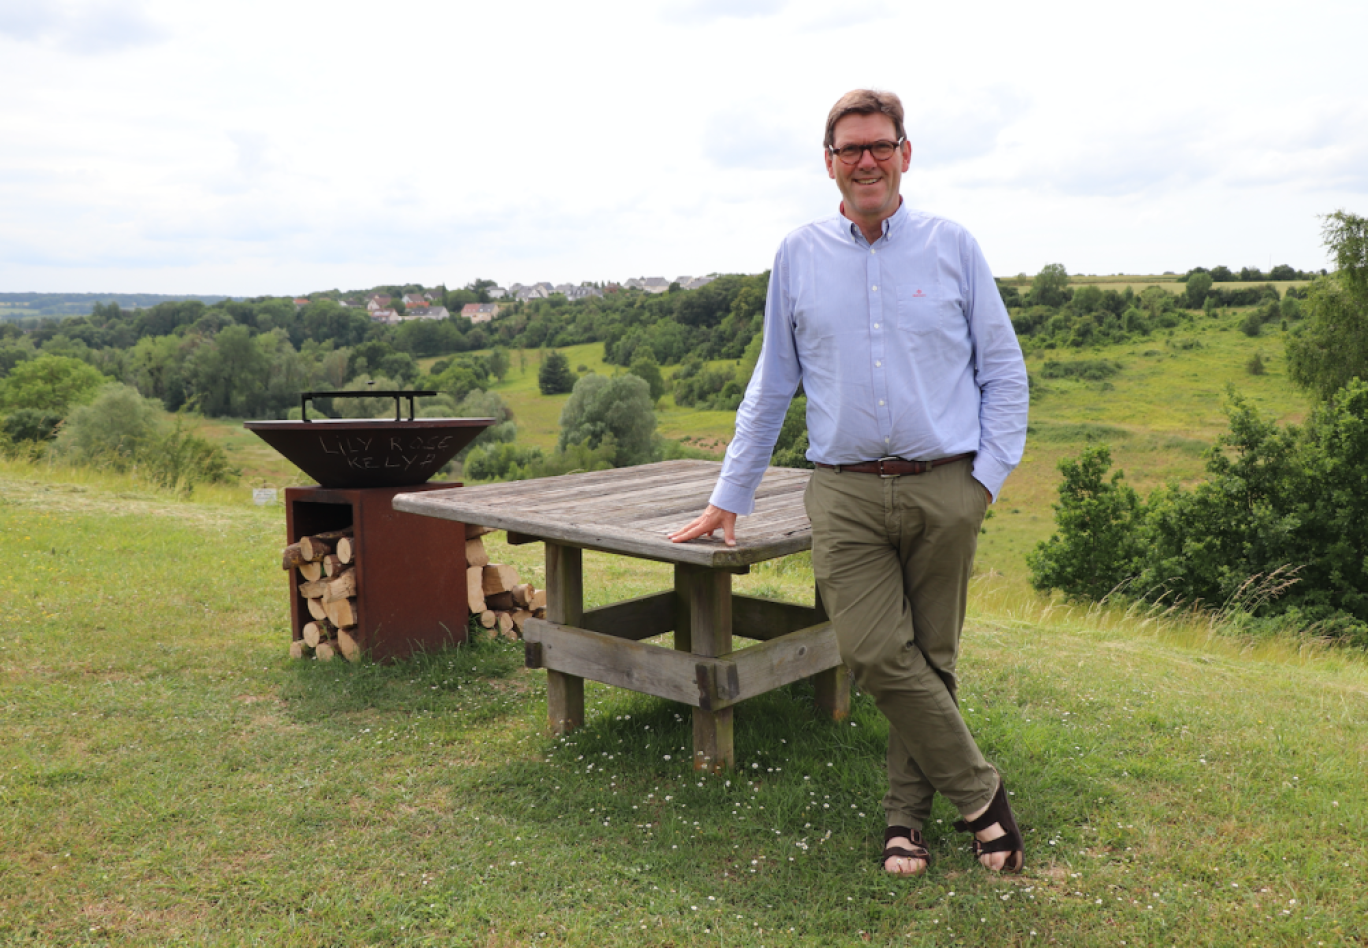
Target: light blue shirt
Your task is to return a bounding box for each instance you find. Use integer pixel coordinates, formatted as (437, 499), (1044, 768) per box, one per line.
(710, 203), (1029, 516)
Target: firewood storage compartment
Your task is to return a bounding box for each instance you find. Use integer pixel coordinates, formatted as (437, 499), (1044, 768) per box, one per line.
(245, 390), (495, 662)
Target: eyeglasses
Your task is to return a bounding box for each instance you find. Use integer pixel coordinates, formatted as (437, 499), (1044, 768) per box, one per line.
(828, 138), (905, 164)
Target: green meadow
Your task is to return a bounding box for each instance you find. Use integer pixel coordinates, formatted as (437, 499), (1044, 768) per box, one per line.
(2, 450), (1366, 946)
(7, 294), (1363, 945)
(10, 292), (1368, 941)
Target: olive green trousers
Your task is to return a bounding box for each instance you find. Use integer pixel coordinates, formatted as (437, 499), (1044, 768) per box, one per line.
(805, 460), (999, 831)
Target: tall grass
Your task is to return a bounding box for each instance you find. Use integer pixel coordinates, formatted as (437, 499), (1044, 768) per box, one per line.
(968, 570), (1365, 673)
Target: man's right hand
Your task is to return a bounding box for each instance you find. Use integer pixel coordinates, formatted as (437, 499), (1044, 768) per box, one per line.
(667, 505), (737, 547)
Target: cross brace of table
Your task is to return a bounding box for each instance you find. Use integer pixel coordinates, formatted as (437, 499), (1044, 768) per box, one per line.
(527, 544), (850, 771)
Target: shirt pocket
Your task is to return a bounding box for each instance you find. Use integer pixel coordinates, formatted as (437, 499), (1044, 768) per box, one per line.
(894, 284), (966, 342)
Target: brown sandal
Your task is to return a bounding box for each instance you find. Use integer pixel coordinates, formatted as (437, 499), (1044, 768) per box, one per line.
(953, 779), (1024, 873)
(882, 825), (931, 875)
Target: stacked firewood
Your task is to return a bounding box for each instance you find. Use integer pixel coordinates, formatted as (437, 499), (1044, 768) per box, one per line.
(466, 525), (546, 640)
(283, 528), (362, 662)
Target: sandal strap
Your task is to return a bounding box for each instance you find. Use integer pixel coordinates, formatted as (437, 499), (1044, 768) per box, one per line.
(884, 825), (915, 845)
(972, 838), (1024, 872)
(881, 827), (931, 866)
(954, 780), (1015, 834)
(972, 836), (1020, 856)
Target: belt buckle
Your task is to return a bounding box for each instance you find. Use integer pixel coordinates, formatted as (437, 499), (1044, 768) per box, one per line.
(877, 456), (901, 478)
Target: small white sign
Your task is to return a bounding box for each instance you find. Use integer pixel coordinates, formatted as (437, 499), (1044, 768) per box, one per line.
(252, 488), (278, 506)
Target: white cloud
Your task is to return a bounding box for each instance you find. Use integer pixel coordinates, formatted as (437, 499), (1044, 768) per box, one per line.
(703, 103), (812, 170)
(0, 0), (165, 54)
(661, 0), (788, 22)
(1219, 103), (1368, 192)
(0, 0), (55, 41)
(1, 0), (1367, 294)
(906, 86), (1031, 166)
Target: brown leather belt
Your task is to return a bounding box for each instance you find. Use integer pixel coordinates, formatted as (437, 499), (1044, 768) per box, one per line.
(815, 452), (974, 477)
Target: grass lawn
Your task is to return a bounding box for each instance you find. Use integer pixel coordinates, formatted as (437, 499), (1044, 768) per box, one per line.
(1, 461), (1365, 946)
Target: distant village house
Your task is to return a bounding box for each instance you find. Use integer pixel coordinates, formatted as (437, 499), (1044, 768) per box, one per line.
(461, 303), (501, 324)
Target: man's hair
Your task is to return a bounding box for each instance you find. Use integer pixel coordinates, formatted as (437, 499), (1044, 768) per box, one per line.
(824, 89), (906, 149)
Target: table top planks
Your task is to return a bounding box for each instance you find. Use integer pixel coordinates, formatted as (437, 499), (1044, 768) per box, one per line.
(393, 459), (813, 568)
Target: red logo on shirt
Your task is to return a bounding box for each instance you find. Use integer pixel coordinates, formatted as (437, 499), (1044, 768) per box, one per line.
(912, 288), (926, 297)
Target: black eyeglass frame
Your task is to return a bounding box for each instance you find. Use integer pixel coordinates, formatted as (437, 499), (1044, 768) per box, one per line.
(827, 137), (907, 164)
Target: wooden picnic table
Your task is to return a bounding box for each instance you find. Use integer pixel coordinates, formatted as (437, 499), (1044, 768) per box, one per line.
(393, 459), (849, 770)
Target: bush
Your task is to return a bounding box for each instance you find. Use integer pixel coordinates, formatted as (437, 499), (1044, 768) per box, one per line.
(672, 359), (739, 409)
(1209, 284), (1280, 307)
(54, 383), (163, 468)
(533, 439), (618, 477)
(1184, 272), (1213, 309)
(452, 389), (516, 464)
(557, 373), (658, 467)
(770, 397), (813, 469)
(1247, 352), (1267, 375)
(1039, 359), (1121, 381)
(463, 442), (545, 482)
(2, 408), (62, 444)
(628, 349), (667, 404)
(139, 418), (240, 493)
(1026, 445), (1144, 601)
(51, 384), (237, 493)
(0, 354), (107, 413)
(1030, 385), (1368, 643)
(427, 358), (490, 402)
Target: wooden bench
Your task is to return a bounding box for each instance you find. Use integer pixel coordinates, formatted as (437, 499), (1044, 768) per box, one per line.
(394, 459), (849, 770)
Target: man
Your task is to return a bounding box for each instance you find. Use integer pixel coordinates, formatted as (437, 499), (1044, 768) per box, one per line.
(669, 89), (1029, 876)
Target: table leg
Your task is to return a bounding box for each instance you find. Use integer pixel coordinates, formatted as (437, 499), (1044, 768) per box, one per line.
(813, 667), (851, 721)
(810, 580), (851, 721)
(672, 568), (692, 653)
(545, 543), (584, 734)
(676, 564), (734, 771)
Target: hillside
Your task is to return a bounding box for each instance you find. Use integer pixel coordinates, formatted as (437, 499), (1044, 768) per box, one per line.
(197, 304), (1310, 596)
(447, 310), (1311, 593)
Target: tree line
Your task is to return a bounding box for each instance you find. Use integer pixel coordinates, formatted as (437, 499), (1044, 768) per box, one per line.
(1179, 264), (1324, 283)
(1000, 263), (1313, 351)
(0, 256), (1322, 430)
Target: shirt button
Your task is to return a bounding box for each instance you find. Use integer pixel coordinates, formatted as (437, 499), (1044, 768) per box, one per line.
(875, 361), (882, 367)
(879, 400), (885, 406)
(873, 322), (880, 329)
(871, 249), (877, 254)
(872, 285), (878, 291)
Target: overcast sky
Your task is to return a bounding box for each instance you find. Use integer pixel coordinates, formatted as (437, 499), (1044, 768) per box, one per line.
(2, 0), (1365, 296)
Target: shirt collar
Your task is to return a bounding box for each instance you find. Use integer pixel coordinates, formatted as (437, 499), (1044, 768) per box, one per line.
(837, 196), (907, 245)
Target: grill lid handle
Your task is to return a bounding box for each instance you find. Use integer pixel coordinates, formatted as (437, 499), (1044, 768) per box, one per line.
(299, 390), (439, 422)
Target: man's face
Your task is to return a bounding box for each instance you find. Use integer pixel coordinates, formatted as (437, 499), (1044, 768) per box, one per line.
(825, 112), (911, 228)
